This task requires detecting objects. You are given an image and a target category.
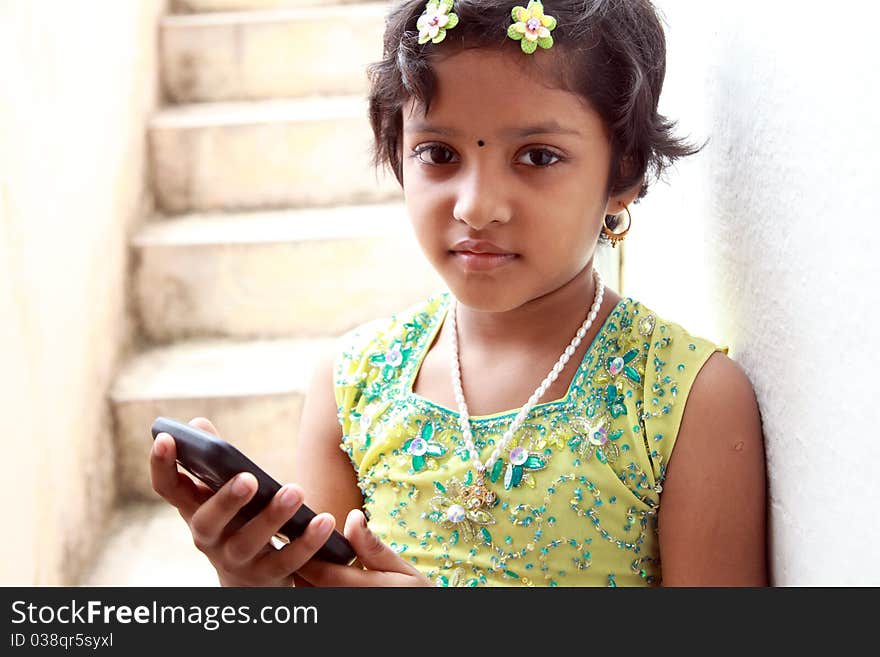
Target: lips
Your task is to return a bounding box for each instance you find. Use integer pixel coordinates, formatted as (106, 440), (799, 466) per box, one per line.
(450, 238), (516, 255)
(449, 239), (518, 272)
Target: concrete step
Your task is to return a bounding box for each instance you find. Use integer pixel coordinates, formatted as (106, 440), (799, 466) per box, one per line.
(173, 0), (369, 13)
(162, 4), (385, 102)
(110, 335), (335, 500)
(79, 501), (219, 586)
(150, 95), (400, 214)
(131, 201), (444, 341)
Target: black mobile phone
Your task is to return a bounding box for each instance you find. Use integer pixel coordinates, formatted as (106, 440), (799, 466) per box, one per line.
(151, 416), (356, 566)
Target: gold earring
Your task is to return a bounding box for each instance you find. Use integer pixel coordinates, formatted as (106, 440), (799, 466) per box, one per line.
(600, 205), (632, 248)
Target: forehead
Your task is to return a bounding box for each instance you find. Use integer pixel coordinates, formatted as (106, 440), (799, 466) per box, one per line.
(402, 48), (605, 141)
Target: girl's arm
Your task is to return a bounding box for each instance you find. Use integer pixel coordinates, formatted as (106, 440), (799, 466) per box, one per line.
(291, 346), (362, 529)
(292, 346), (432, 586)
(657, 352), (769, 586)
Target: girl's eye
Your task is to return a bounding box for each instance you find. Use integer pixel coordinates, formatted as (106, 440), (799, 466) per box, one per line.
(517, 148), (563, 167)
(411, 144), (458, 165)
(409, 144), (564, 168)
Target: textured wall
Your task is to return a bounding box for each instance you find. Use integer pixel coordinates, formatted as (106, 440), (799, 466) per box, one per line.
(0, 1), (166, 584)
(625, 1), (880, 584)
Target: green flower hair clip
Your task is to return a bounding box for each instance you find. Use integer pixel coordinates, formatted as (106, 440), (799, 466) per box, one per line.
(507, 0), (557, 54)
(417, 0), (460, 45)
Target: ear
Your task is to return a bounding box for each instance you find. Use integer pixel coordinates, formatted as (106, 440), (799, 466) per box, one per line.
(603, 153), (642, 215)
(603, 181), (642, 216)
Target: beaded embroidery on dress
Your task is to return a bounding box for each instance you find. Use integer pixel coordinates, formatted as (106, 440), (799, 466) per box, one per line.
(333, 291), (727, 587)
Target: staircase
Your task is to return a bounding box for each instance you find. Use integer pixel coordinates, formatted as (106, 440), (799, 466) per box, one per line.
(79, 0), (444, 586)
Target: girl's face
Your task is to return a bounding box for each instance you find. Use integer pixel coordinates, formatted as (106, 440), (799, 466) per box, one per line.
(401, 48), (637, 312)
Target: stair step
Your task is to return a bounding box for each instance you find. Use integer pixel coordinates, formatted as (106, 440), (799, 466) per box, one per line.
(162, 3), (386, 102)
(150, 95), (400, 214)
(79, 502), (219, 586)
(131, 201), (444, 340)
(111, 336), (335, 500)
(173, 0), (368, 13)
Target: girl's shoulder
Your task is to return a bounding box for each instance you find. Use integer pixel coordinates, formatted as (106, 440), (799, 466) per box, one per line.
(331, 292), (449, 462)
(623, 296), (728, 356)
(332, 290), (450, 386)
(622, 296), (732, 481)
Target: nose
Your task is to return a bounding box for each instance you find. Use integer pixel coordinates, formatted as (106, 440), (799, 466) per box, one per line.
(452, 162), (513, 230)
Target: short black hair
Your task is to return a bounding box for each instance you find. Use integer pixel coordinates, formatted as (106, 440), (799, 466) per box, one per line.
(367, 0), (702, 200)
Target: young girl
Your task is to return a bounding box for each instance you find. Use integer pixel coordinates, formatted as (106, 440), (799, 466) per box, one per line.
(150, 0), (766, 587)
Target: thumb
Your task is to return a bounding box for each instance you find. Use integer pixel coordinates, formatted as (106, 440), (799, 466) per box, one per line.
(343, 510), (419, 576)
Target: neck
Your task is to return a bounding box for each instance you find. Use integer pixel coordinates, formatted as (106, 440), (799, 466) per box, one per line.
(452, 260), (606, 355)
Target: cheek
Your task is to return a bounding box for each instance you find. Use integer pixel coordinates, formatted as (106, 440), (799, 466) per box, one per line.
(401, 159), (431, 204)
(404, 197), (446, 256)
(403, 175), (447, 233)
(533, 211), (603, 257)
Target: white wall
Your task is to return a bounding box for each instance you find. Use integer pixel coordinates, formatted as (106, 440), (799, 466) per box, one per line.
(0, 0), (166, 584)
(625, 1), (880, 584)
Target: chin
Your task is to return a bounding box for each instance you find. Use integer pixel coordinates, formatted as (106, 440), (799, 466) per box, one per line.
(431, 247), (533, 302)
(440, 265), (525, 313)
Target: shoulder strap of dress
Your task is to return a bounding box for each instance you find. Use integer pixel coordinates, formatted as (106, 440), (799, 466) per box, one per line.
(639, 313), (727, 485)
(332, 292), (448, 441)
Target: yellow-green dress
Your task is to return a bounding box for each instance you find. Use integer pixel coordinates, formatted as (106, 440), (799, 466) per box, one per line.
(333, 291), (727, 587)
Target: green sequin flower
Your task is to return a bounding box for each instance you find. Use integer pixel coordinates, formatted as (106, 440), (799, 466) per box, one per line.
(502, 445), (547, 490)
(595, 324), (649, 392)
(417, 0), (460, 44)
(368, 338), (411, 382)
(606, 349), (642, 384)
(403, 421), (447, 472)
(507, 0), (557, 54)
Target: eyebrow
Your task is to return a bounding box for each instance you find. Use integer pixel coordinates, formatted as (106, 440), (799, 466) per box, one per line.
(404, 120), (582, 139)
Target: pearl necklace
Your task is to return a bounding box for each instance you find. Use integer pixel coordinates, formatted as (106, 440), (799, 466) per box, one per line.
(449, 268), (605, 493)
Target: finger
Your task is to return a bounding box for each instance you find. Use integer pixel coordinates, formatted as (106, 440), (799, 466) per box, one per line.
(296, 510), (423, 587)
(189, 472), (257, 553)
(342, 509), (422, 576)
(296, 553), (416, 587)
(173, 465), (216, 523)
(222, 484), (308, 566)
(150, 432), (212, 520)
(253, 512), (336, 582)
(295, 558), (355, 586)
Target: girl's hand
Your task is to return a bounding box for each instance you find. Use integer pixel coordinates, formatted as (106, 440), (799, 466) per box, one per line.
(149, 417), (336, 587)
(296, 509), (434, 587)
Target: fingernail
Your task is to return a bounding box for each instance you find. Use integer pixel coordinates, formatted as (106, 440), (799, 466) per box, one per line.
(360, 512), (368, 528)
(313, 515), (333, 532)
(154, 436), (166, 458)
(279, 485), (301, 508)
(232, 474), (253, 497)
